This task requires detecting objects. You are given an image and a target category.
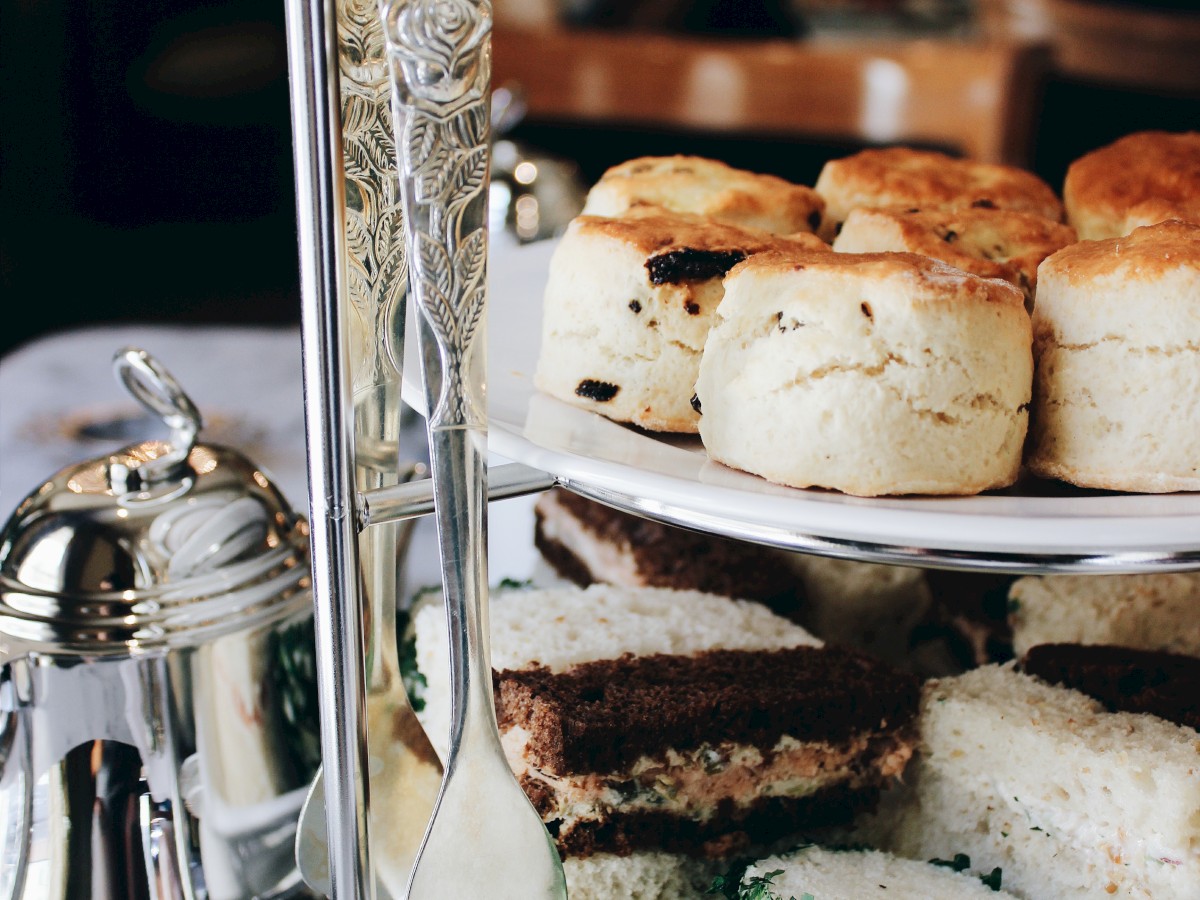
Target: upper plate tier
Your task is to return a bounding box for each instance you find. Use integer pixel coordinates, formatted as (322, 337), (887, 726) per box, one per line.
(402, 239), (1200, 574)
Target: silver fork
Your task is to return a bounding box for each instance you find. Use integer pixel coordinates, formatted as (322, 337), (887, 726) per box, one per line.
(380, 1), (566, 897)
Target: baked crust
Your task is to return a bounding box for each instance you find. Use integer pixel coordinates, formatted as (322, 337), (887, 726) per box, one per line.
(570, 207), (828, 260)
(583, 155), (826, 235)
(1036, 218), (1200, 286)
(1063, 131), (1200, 240)
(814, 147), (1064, 239)
(833, 206), (1077, 304)
(729, 246), (1027, 310)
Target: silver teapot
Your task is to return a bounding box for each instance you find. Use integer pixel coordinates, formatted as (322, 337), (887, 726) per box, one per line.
(0, 348), (320, 899)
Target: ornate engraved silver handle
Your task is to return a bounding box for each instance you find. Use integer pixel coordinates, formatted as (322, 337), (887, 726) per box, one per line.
(382, 1), (566, 896)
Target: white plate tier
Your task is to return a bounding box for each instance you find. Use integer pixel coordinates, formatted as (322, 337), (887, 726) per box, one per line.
(403, 239), (1200, 574)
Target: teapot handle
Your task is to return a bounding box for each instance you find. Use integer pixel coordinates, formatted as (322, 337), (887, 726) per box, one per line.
(112, 347), (203, 483)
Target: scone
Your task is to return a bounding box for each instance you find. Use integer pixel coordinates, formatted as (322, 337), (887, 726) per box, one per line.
(832, 205), (1077, 306)
(694, 249), (1032, 496)
(581, 155), (826, 235)
(1008, 572), (1200, 658)
(876, 659), (1200, 900)
(534, 209), (826, 432)
(1063, 130), (1200, 240)
(813, 147), (1064, 240)
(1027, 219), (1200, 491)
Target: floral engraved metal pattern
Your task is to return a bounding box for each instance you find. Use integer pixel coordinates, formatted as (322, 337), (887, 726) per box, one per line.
(339, 0), (409, 396)
(382, 0), (493, 427)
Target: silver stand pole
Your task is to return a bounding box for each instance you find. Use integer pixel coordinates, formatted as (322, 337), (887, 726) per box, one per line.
(284, 0), (374, 896)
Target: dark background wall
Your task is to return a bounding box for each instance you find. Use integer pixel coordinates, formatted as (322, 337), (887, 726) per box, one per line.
(2, 0), (1197, 361)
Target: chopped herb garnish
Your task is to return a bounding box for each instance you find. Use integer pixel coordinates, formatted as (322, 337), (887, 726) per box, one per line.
(930, 853), (972, 873)
(708, 866), (797, 900)
(931, 854), (1004, 891)
(981, 867), (1004, 891)
(496, 577), (535, 591)
(397, 628), (427, 713)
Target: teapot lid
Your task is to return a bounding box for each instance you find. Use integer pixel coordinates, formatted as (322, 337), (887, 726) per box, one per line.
(0, 348), (310, 654)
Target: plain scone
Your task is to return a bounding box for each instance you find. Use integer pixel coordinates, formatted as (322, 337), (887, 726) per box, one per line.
(581, 154), (826, 234)
(695, 249), (1032, 496)
(1027, 219), (1200, 492)
(832, 205), (1077, 306)
(534, 209), (826, 432)
(813, 147), (1064, 240)
(1063, 130), (1200, 240)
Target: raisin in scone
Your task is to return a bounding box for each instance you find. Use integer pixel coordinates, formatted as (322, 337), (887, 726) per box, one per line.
(694, 248), (1032, 496)
(1027, 220), (1200, 491)
(581, 155), (826, 235)
(814, 147), (1064, 240)
(534, 208), (826, 432)
(833, 205), (1077, 307)
(1063, 130), (1200, 240)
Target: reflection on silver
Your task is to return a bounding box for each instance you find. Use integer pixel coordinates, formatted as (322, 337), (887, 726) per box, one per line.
(383, 0), (566, 896)
(0, 350), (320, 898)
(291, 0), (443, 895)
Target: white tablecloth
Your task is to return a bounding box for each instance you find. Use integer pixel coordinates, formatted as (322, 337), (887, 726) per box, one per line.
(0, 323), (541, 593)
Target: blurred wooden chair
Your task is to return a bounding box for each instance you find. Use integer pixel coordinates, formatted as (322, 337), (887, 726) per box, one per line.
(1038, 0), (1199, 94)
(492, 25), (1051, 165)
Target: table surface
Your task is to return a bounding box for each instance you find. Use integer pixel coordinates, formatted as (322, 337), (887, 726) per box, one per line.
(0, 323), (542, 595)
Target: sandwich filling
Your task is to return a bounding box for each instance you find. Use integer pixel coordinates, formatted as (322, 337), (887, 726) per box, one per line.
(495, 646), (920, 857)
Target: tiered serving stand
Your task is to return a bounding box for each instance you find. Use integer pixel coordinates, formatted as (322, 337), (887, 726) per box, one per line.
(284, 1), (1200, 896)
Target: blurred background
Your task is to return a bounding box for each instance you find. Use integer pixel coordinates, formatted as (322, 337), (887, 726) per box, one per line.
(2, 0), (1198, 360)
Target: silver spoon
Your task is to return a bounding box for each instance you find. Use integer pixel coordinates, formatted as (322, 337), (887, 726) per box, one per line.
(295, 458), (443, 898)
(382, 1), (566, 897)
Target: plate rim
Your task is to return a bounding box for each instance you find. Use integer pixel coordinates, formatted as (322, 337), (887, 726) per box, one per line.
(402, 239), (1200, 574)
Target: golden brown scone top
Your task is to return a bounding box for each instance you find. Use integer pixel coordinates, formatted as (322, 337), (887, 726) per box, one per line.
(569, 207), (829, 258)
(731, 246), (1027, 310)
(1039, 219), (1200, 285)
(583, 155), (826, 234)
(815, 148), (1065, 235)
(835, 206), (1077, 297)
(1064, 131), (1200, 239)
